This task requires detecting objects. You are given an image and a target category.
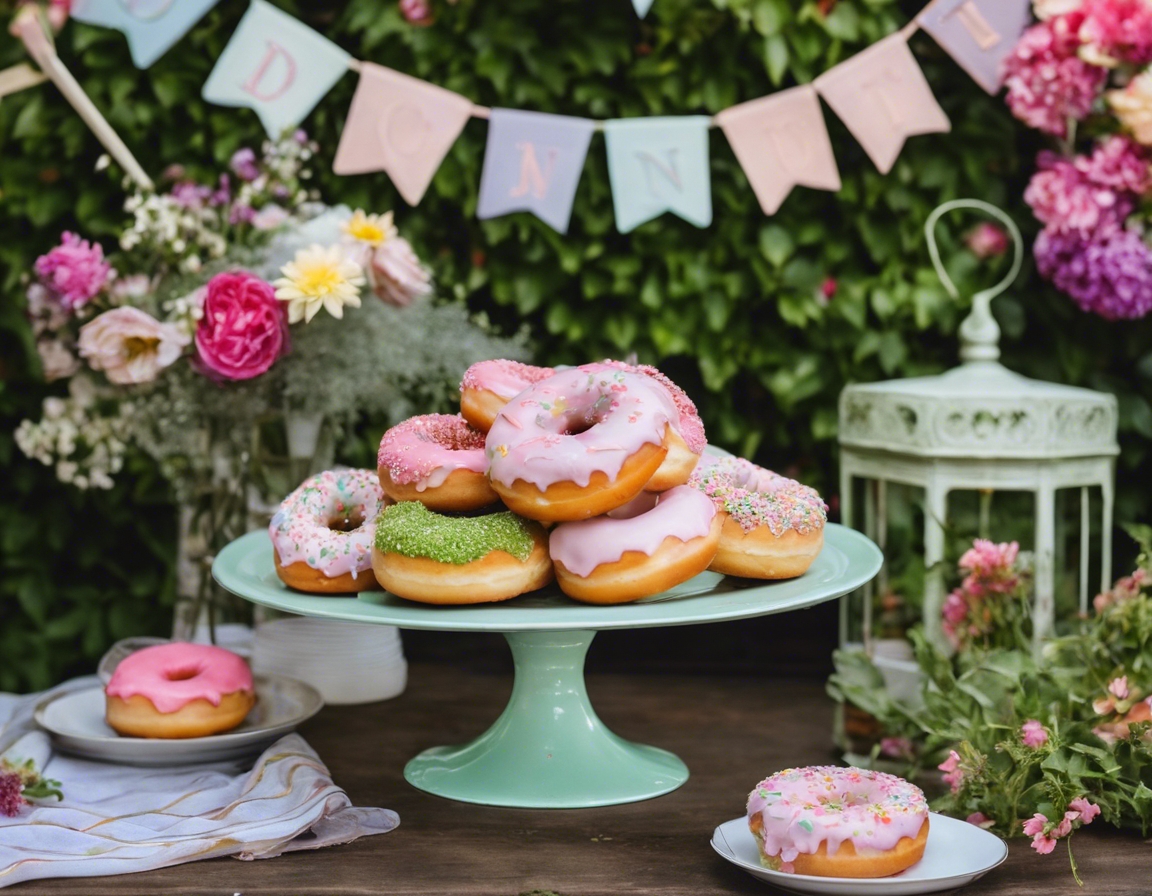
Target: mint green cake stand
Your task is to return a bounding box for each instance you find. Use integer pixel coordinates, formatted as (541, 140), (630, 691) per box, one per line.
(213, 524), (880, 809)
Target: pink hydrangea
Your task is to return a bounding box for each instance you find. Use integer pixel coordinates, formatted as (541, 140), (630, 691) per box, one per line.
(0, 773), (23, 817)
(34, 232), (112, 310)
(1003, 13), (1109, 137)
(938, 750), (964, 793)
(194, 272), (288, 381)
(1021, 719), (1050, 748)
(1068, 797), (1101, 824)
(1075, 136), (1152, 194)
(1079, 0), (1152, 66)
(1025, 155), (1132, 236)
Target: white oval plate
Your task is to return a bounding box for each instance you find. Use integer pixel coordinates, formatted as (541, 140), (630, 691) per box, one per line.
(710, 813), (1008, 895)
(34, 675), (323, 767)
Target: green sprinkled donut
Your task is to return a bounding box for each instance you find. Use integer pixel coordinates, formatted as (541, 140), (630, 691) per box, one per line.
(374, 501), (538, 565)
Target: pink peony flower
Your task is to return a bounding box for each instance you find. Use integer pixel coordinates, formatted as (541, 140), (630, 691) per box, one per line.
(34, 232), (112, 311)
(78, 307), (189, 385)
(1004, 13), (1109, 137)
(1031, 833), (1059, 854)
(0, 773), (22, 817)
(1068, 797), (1101, 824)
(399, 0), (433, 24)
(368, 237), (434, 307)
(958, 540), (1020, 580)
(1021, 719), (1049, 748)
(938, 750), (964, 793)
(1108, 675), (1130, 699)
(1025, 155), (1131, 237)
(1079, 0), (1152, 66)
(965, 222), (1011, 259)
(1022, 813), (1049, 837)
(194, 272), (288, 382)
(966, 812), (995, 829)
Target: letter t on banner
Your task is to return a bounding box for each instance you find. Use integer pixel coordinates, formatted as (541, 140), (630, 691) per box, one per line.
(604, 117), (712, 234)
(70, 0), (221, 69)
(715, 85), (841, 216)
(202, 0), (350, 139)
(815, 33), (950, 175)
(476, 110), (596, 234)
(918, 0), (1032, 94)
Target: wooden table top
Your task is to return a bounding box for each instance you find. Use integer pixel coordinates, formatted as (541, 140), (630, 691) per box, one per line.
(19, 663), (1149, 895)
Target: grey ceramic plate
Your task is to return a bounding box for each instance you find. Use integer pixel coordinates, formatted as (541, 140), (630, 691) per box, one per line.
(34, 674), (323, 766)
(711, 813), (1008, 895)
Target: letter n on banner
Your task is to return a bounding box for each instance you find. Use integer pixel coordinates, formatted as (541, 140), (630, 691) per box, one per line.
(918, 0), (1032, 94)
(604, 117), (712, 234)
(815, 33), (950, 175)
(202, 0), (350, 139)
(476, 110), (595, 234)
(715, 85), (841, 216)
(70, 0), (221, 69)
(333, 63), (474, 207)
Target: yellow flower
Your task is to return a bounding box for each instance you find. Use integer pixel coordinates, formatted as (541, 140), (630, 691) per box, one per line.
(1109, 71), (1152, 146)
(274, 244), (366, 324)
(342, 209), (397, 248)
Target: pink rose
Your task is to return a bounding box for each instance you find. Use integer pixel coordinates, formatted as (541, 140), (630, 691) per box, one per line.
(1021, 719), (1049, 748)
(194, 272), (288, 382)
(78, 307), (188, 385)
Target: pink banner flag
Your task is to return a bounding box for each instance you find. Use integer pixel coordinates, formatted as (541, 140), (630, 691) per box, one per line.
(715, 85), (841, 216)
(815, 33), (950, 175)
(918, 0), (1032, 94)
(333, 62), (474, 206)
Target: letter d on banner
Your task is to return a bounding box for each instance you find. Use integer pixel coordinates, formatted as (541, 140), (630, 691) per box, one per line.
(203, 0), (350, 138)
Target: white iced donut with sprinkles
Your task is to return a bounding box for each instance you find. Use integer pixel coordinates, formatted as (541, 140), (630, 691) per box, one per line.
(459, 359), (555, 432)
(549, 485), (721, 604)
(270, 469), (386, 594)
(747, 766), (929, 878)
(377, 414), (497, 512)
(689, 455), (826, 579)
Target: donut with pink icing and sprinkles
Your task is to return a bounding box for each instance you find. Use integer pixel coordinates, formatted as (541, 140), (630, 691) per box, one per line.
(377, 414), (499, 512)
(689, 455), (827, 579)
(271, 469), (387, 594)
(459, 360), (555, 432)
(746, 766), (929, 878)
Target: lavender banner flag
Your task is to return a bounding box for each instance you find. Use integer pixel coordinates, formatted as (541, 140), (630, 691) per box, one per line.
(476, 109), (596, 234)
(918, 0), (1032, 94)
(70, 0), (221, 69)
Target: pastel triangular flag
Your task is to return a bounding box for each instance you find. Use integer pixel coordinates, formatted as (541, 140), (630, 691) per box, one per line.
(202, 0), (350, 139)
(918, 0), (1032, 94)
(715, 85), (841, 216)
(476, 109), (595, 234)
(633, 0), (655, 16)
(70, 0), (221, 69)
(815, 32), (951, 175)
(604, 117), (712, 234)
(333, 62), (474, 207)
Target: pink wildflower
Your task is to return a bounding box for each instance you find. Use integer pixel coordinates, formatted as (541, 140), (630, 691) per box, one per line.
(1068, 797), (1101, 824)
(938, 750), (964, 793)
(1022, 813), (1049, 837)
(1021, 719), (1049, 748)
(0, 773), (23, 817)
(1109, 676), (1130, 699)
(1079, 0), (1152, 67)
(1053, 812), (1075, 838)
(966, 812), (995, 829)
(399, 0), (433, 24)
(880, 737), (914, 760)
(1031, 833), (1059, 854)
(1003, 13), (1109, 137)
(965, 222), (1011, 259)
(34, 232), (112, 311)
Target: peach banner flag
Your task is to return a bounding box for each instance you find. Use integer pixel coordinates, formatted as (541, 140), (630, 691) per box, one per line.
(333, 62), (474, 206)
(715, 85), (841, 216)
(815, 32), (950, 175)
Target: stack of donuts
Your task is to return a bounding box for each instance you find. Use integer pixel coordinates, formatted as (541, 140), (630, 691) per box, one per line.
(270, 359), (828, 604)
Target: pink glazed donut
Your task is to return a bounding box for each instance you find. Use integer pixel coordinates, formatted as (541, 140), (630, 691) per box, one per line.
(377, 414), (497, 512)
(459, 360), (555, 432)
(105, 643), (256, 739)
(485, 366), (678, 522)
(549, 485), (721, 603)
(747, 766), (929, 878)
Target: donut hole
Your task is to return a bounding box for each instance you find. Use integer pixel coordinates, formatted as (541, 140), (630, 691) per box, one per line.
(165, 666), (202, 682)
(327, 509), (366, 532)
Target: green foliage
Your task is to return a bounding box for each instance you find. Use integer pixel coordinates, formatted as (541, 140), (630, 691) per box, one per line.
(2, 0), (1151, 690)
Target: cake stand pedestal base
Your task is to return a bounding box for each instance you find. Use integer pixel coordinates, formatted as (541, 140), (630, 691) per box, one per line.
(403, 629), (688, 808)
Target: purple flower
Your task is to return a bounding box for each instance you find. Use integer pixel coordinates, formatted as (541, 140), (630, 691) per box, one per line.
(229, 147), (260, 182)
(1035, 228), (1152, 320)
(169, 181), (213, 209)
(0, 773), (23, 817)
(34, 232), (112, 311)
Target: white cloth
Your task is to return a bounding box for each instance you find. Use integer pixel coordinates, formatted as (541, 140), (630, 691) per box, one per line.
(0, 678), (398, 889)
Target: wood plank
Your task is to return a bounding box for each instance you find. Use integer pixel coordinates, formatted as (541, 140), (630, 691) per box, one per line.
(16, 664), (1149, 894)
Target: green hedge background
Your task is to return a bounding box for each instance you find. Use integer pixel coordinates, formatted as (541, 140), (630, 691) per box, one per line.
(2, 0), (1151, 692)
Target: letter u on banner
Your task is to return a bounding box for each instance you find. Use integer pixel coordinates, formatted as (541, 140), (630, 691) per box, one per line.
(918, 0), (1032, 94)
(70, 0), (222, 69)
(476, 109), (596, 234)
(604, 117), (712, 234)
(202, 0), (350, 139)
(333, 63), (474, 206)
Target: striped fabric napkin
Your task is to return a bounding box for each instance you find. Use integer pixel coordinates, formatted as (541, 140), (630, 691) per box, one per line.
(0, 677), (398, 889)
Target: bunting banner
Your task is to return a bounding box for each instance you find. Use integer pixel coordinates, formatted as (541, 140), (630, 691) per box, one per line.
(715, 85), (841, 217)
(0, 63), (46, 103)
(333, 62), (473, 206)
(476, 109), (596, 234)
(917, 0), (1032, 95)
(202, 0), (350, 139)
(70, 0), (221, 69)
(815, 33), (951, 175)
(605, 117), (712, 233)
(633, 0), (656, 18)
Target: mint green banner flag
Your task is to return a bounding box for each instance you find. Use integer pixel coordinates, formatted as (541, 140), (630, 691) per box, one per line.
(202, 0), (350, 139)
(70, 0), (221, 69)
(604, 117), (712, 234)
